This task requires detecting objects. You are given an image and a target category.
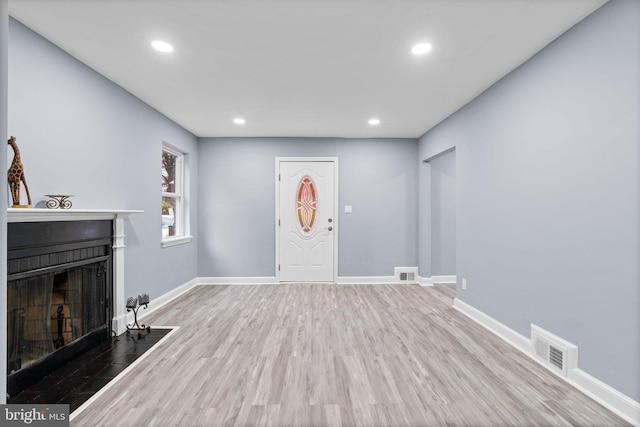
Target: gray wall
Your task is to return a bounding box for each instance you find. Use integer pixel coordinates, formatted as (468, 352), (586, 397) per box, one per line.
(8, 19), (199, 303)
(197, 137), (418, 277)
(6, 0), (637, 405)
(418, 0), (639, 401)
(0, 0), (8, 404)
(428, 150), (456, 276)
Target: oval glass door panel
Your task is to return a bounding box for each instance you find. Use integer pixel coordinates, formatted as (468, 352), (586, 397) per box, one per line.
(296, 175), (318, 234)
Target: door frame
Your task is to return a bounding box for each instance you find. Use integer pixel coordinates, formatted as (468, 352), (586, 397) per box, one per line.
(275, 157), (339, 283)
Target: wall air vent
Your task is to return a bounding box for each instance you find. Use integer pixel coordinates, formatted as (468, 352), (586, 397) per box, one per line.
(394, 267), (419, 284)
(400, 272), (415, 281)
(531, 324), (578, 377)
(549, 345), (564, 370)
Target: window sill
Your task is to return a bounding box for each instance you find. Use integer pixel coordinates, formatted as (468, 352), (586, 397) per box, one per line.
(161, 235), (193, 248)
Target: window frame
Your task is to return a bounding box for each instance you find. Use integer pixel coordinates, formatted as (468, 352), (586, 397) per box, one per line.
(161, 144), (192, 247)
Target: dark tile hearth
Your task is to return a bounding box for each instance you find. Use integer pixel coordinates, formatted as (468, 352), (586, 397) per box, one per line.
(8, 328), (171, 413)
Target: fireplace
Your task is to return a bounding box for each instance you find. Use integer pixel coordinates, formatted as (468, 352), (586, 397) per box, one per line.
(7, 219), (113, 397)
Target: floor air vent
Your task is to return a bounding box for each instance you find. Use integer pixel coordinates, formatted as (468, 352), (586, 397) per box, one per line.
(531, 324), (578, 377)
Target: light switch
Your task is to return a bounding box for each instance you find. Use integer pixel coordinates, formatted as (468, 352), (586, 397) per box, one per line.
(345, 205), (352, 214)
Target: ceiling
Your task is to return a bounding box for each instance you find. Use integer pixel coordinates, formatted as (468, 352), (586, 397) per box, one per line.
(8, 0), (607, 139)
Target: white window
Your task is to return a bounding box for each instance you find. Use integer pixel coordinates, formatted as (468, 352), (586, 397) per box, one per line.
(161, 144), (192, 247)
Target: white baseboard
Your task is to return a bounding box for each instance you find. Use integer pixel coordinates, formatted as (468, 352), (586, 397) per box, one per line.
(418, 275), (434, 286)
(112, 312), (129, 335)
(432, 275), (457, 284)
(199, 276), (422, 285)
(568, 369), (640, 426)
(198, 276), (278, 285)
(135, 277), (199, 323)
(453, 298), (532, 355)
(337, 276), (405, 284)
(418, 275), (456, 286)
(453, 297), (640, 426)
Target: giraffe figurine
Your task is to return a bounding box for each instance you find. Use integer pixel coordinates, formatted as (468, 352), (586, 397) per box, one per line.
(7, 136), (32, 208)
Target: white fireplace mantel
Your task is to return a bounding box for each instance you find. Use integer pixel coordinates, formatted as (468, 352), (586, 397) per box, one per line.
(7, 208), (144, 335)
(7, 208), (143, 223)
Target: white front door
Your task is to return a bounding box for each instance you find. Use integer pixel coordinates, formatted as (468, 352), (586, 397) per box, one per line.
(278, 160), (336, 282)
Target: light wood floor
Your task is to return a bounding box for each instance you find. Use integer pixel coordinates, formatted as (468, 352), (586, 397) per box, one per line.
(71, 284), (629, 426)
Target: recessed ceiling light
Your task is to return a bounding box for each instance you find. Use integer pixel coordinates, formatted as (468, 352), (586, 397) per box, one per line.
(368, 118), (381, 126)
(233, 117), (246, 125)
(411, 42), (432, 55)
(151, 40), (173, 53)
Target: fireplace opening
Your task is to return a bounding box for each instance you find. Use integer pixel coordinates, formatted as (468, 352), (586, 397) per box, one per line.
(7, 220), (113, 398)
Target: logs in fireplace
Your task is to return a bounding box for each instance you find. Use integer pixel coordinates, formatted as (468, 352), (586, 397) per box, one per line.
(6, 220), (113, 397)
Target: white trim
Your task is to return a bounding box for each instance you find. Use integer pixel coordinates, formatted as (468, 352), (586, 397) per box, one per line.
(417, 275), (457, 286)
(7, 208), (143, 222)
(198, 276), (278, 285)
(275, 157), (339, 283)
(161, 235), (193, 248)
(432, 275), (457, 284)
(70, 326), (180, 420)
(136, 277), (199, 323)
(275, 159), (280, 281)
(112, 215), (127, 334)
(418, 275), (434, 286)
(453, 298), (640, 426)
(453, 298), (532, 355)
(197, 276), (429, 285)
(162, 143), (190, 243)
(568, 369), (640, 426)
(337, 276), (404, 284)
(199, 278), (419, 285)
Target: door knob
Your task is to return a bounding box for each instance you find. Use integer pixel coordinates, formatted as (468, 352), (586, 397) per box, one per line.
(328, 218), (333, 223)
(327, 226), (333, 231)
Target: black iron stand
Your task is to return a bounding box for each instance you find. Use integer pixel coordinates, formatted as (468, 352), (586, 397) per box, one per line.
(126, 294), (151, 340)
